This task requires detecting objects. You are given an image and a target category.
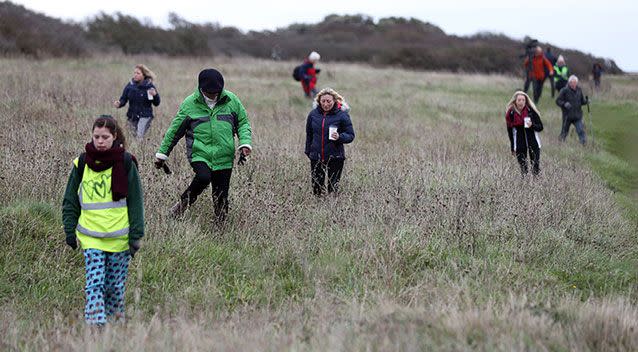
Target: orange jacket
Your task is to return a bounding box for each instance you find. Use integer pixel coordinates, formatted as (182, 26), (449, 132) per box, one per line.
(524, 54), (554, 80)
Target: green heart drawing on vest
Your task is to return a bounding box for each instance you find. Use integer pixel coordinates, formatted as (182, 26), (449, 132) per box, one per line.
(81, 174), (112, 200)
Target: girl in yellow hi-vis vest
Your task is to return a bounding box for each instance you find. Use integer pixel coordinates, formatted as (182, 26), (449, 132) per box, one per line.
(62, 115), (144, 325)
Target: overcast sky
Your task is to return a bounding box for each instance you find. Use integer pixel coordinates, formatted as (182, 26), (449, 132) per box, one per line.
(11, 0), (638, 71)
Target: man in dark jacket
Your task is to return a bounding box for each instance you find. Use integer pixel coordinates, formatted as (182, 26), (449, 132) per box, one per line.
(556, 75), (588, 145)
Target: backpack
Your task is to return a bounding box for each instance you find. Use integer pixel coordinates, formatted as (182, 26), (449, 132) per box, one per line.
(77, 152), (134, 182)
(292, 65), (304, 81)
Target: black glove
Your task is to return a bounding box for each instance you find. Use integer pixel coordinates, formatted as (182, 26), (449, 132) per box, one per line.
(129, 239), (141, 258)
(66, 234), (77, 250)
(154, 158), (165, 169)
(315, 68), (321, 74)
(564, 102), (572, 109)
(237, 151), (247, 166)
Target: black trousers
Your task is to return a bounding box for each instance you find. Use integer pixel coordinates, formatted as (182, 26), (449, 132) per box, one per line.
(181, 162), (232, 220)
(532, 79), (544, 103)
(310, 158), (344, 195)
(514, 127), (541, 175)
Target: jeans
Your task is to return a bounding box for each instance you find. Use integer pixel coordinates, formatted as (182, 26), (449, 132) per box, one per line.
(560, 117), (587, 145)
(127, 117), (153, 139)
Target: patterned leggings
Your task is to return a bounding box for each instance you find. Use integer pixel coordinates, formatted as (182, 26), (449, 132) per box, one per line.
(83, 249), (130, 325)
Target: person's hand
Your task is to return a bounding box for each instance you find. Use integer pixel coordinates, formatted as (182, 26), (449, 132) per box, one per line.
(148, 88), (157, 96)
(331, 131), (339, 140)
(240, 147), (251, 156)
(113, 100), (121, 108)
(315, 69), (321, 74)
(154, 158), (165, 169)
(66, 234), (78, 250)
(511, 150), (516, 156)
(564, 102), (572, 109)
(129, 240), (141, 258)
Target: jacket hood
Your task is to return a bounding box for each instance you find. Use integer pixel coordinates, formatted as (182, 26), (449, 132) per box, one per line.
(198, 68), (224, 93)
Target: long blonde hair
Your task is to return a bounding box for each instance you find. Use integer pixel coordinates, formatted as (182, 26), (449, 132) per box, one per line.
(505, 91), (541, 117)
(314, 87), (344, 107)
(135, 64), (156, 81)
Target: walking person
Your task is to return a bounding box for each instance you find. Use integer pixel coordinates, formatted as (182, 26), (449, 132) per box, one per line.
(545, 47), (557, 97)
(553, 55), (570, 92)
(592, 62), (604, 89)
(556, 75), (588, 145)
(299, 51), (321, 98)
(154, 68), (252, 221)
(305, 88), (355, 195)
(113, 64), (161, 140)
(505, 91), (544, 175)
(523, 46), (554, 103)
(62, 115), (144, 325)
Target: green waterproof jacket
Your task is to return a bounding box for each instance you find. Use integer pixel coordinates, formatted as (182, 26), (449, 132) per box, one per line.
(157, 89), (252, 171)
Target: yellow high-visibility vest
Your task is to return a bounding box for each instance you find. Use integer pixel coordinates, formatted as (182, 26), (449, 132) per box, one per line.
(554, 66), (569, 82)
(74, 158), (129, 252)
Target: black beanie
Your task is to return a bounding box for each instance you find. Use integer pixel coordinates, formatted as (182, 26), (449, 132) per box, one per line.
(198, 69), (224, 93)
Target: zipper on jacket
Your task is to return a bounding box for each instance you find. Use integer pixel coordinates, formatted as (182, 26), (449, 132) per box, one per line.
(321, 112), (326, 162)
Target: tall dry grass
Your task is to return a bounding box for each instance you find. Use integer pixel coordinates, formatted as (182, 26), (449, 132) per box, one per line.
(0, 56), (636, 351)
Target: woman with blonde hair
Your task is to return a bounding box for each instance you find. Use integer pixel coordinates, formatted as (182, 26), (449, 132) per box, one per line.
(113, 64), (161, 139)
(304, 88), (355, 195)
(505, 91), (544, 175)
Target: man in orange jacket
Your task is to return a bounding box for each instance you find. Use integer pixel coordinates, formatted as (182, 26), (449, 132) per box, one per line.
(523, 46), (554, 103)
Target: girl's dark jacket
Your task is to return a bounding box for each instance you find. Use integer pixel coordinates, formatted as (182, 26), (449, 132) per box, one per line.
(305, 103), (355, 161)
(505, 106), (543, 153)
(118, 79), (160, 121)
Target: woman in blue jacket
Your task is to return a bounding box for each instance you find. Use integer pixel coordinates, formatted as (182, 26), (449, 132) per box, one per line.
(113, 64), (160, 139)
(304, 88), (355, 196)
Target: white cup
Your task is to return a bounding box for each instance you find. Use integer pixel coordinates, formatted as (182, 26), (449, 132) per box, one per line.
(524, 117), (531, 128)
(147, 89), (154, 100)
(328, 125), (338, 140)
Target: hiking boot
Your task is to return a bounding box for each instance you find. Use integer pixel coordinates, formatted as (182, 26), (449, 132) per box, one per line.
(169, 199), (188, 218)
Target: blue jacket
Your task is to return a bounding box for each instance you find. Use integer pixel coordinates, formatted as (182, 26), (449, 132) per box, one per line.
(118, 79), (160, 120)
(305, 104), (355, 161)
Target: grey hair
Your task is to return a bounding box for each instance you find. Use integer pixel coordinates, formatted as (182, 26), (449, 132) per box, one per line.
(568, 75), (579, 83)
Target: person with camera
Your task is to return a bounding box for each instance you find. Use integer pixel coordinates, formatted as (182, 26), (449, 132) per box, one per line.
(505, 91), (544, 175)
(523, 46), (554, 103)
(556, 75), (588, 145)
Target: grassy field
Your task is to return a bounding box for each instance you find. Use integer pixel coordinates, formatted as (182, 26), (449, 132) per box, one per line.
(1, 56), (637, 351)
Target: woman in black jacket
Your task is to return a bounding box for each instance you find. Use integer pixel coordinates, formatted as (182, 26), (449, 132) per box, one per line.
(113, 64), (160, 140)
(505, 91), (544, 175)
(305, 88), (355, 195)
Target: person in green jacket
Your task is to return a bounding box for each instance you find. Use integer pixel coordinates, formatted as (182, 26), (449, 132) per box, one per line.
(62, 115), (144, 325)
(554, 55), (569, 92)
(154, 69), (252, 220)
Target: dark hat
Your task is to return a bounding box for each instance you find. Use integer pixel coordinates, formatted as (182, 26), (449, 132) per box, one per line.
(198, 68), (224, 94)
